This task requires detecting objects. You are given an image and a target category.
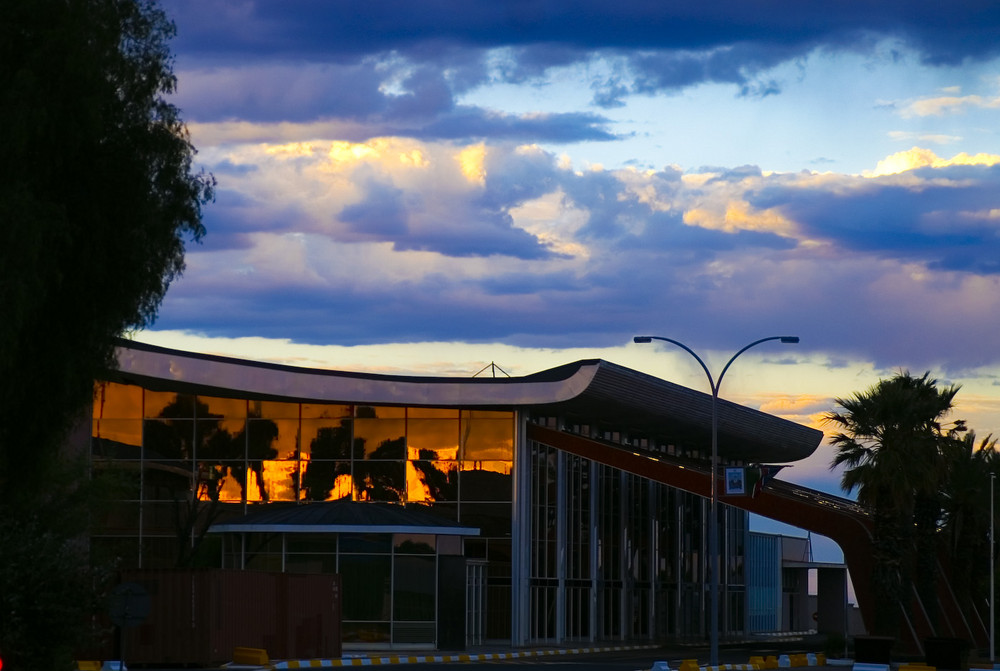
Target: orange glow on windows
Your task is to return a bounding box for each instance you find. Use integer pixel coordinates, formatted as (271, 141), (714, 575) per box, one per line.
(261, 459), (301, 501)
(330, 473), (353, 501)
(460, 414), (514, 461)
(93, 381), (142, 419)
(460, 459), (511, 475)
(93, 419), (142, 449)
(406, 462), (433, 502)
(406, 418), (459, 460)
(197, 395), (247, 419)
(197, 465), (244, 503)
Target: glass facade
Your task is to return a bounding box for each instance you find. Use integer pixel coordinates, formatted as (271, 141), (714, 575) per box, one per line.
(522, 427), (748, 644)
(91, 378), (748, 647)
(91, 380), (514, 645)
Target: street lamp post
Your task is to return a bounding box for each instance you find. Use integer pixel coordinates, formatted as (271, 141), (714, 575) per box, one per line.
(633, 334), (800, 665)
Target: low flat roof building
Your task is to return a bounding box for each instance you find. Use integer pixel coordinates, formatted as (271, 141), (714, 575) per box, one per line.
(88, 339), (823, 649)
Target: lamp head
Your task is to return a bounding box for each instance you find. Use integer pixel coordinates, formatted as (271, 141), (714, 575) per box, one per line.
(633, 336), (652, 344)
(780, 336), (800, 344)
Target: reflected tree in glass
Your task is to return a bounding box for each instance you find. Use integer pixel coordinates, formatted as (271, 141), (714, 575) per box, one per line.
(303, 420), (357, 501)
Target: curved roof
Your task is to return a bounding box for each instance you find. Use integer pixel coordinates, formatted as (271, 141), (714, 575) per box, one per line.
(111, 338), (822, 463)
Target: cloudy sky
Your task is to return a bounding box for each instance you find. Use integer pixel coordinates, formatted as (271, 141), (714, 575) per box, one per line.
(137, 1), (1000, 553)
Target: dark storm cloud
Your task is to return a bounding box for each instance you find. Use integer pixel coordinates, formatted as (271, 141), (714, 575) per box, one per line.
(332, 161), (567, 260)
(339, 181), (409, 238)
(173, 62), (617, 142)
(170, 1), (1000, 64)
(165, 1), (1000, 135)
(753, 164), (1000, 273)
(632, 210), (797, 255)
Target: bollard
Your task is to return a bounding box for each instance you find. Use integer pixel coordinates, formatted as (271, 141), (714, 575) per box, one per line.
(233, 647), (270, 666)
(679, 658), (701, 671)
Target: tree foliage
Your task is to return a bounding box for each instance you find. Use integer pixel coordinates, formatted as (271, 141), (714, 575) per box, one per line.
(0, 0), (213, 502)
(827, 371), (999, 637)
(0, 0), (211, 666)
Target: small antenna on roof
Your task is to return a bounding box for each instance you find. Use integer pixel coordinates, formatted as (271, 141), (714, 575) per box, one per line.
(473, 361), (510, 378)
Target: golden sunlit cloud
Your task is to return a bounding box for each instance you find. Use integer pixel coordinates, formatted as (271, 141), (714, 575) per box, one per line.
(265, 142), (319, 158)
(457, 143), (487, 184)
(867, 147), (1000, 177)
(683, 201), (796, 236)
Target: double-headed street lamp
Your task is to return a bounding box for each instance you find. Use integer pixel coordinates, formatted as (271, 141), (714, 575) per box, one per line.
(633, 335), (800, 665)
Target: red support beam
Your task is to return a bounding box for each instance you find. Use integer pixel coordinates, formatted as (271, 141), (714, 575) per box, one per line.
(527, 424), (984, 652)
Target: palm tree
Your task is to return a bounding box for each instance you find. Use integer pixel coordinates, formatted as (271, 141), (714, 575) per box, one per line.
(826, 371), (963, 635)
(939, 432), (998, 618)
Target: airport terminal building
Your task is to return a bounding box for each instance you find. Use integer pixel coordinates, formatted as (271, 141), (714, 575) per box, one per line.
(87, 339), (823, 649)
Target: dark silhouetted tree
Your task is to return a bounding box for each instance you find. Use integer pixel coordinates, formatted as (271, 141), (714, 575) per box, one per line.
(827, 371), (962, 635)
(0, 0), (212, 667)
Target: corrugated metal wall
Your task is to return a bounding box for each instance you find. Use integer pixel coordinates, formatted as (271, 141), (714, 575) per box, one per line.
(113, 569), (341, 666)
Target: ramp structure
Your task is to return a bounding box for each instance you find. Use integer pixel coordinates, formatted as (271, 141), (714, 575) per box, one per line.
(528, 424), (988, 653)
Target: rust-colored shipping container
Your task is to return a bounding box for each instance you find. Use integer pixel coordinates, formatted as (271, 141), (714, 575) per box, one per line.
(111, 569), (341, 666)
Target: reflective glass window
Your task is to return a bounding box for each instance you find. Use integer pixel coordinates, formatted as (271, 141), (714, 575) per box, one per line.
(353, 462), (405, 501)
(406, 418), (459, 460)
(143, 463), (194, 501)
(301, 403), (352, 419)
(407, 460), (458, 502)
(354, 418), (405, 459)
(197, 395), (246, 419)
(144, 391), (195, 419)
(196, 461), (247, 502)
(143, 418), (193, 460)
(340, 533), (392, 554)
(249, 399), (300, 419)
(197, 418), (246, 460)
(460, 462), (512, 502)
(92, 419), (143, 456)
(356, 405), (405, 419)
(301, 459), (352, 501)
(260, 459), (301, 502)
(408, 407), (458, 419)
(258, 419), (297, 460)
(394, 534), (435, 554)
(301, 419), (354, 460)
(460, 412), (513, 462)
(93, 381), (142, 419)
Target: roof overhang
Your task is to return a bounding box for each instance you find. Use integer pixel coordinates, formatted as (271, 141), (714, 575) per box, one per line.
(110, 338), (823, 464)
(209, 501), (480, 536)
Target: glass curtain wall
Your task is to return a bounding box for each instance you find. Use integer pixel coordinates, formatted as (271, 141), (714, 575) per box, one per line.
(526, 438), (747, 644)
(90, 381), (515, 644)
